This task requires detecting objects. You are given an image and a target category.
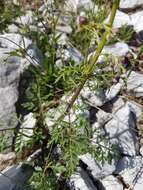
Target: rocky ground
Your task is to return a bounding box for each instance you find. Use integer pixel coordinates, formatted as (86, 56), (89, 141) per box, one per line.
(0, 0), (143, 190)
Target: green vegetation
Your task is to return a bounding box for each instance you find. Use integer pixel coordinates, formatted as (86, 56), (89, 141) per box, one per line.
(0, 0), (125, 189)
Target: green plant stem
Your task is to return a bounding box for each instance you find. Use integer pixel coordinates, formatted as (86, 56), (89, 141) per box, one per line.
(49, 0), (120, 128)
(65, 0), (120, 113)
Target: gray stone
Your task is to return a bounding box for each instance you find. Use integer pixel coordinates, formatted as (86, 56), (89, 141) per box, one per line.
(56, 43), (83, 64)
(81, 82), (122, 107)
(16, 11), (34, 25)
(103, 42), (130, 57)
(127, 101), (143, 121)
(25, 44), (44, 67)
(7, 24), (19, 33)
(79, 153), (116, 179)
(120, 0), (143, 10)
(16, 113), (36, 150)
(56, 25), (72, 34)
(114, 156), (143, 190)
(64, 0), (95, 13)
(112, 98), (125, 113)
(105, 10), (132, 29)
(126, 71), (143, 97)
(101, 175), (123, 190)
(0, 164), (33, 190)
(105, 104), (138, 156)
(0, 33), (32, 49)
(131, 10), (143, 33)
(69, 167), (98, 190)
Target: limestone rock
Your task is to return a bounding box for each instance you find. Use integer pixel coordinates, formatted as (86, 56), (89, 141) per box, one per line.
(69, 167), (98, 190)
(126, 71), (143, 97)
(120, 0), (143, 11)
(105, 104), (138, 156)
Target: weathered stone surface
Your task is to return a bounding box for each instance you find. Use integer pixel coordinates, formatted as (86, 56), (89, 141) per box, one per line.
(0, 33), (31, 49)
(105, 10), (132, 29)
(69, 167), (98, 190)
(120, 0), (143, 10)
(126, 71), (143, 97)
(131, 11), (143, 33)
(64, 0), (95, 13)
(0, 63), (20, 124)
(79, 153), (116, 179)
(0, 164), (33, 190)
(81, 82), (122, 107)
(17, 113), (36, 148)
(103, 42), (130, 57)
(101, 175), (123, 190)
(16, 11), (34, 25)
(105, 104), (138, 156)
(114, 156), (143, 190)
(0, 152), (16, 171)
(7, 24), (19, 33)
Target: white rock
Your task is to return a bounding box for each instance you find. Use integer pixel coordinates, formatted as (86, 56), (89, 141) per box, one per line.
(112, 98), (125, 113)
(79, 153), (116, 179)
(56, 43), (83, 64)
(16, 11), (34, 25)
(101, 175), (123, 190)
(120, 0), (143, 10)
(105, 104), (138, 156)
(7, 24), (19, 33)
(126, 71), (143, 97)
(105, 10), (132, 29)
(106, 83), (122, 101)
(64, 0), (94, 13)
(81, 82), (122, 107)
(69, 167), (98, 190)
(20, 113), (36, 137)
(0, 33), (32, 49)
(56, 25), (72, 34)
(127, 101), (143, 121)
(115, 156), (143, 190)
(26, 44), (44, 67)
(103, 42), (130, 57)
(131, 10), (143, 32)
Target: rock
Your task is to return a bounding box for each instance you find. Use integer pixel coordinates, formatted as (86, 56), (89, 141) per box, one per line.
(56, 25), (72, 34)
(0, 164), (34, 190)
(16, 113), (36, 150)
(105, 104), (138, 156)
(79, 153), (116, 179)
(64, 0), (94, 13)
(114, 156), (143, 190)
(68, 167), (98, 190)
(7, 24), (19, 33)
(81, 86), (106, 107)
(102, 42), (130, 57)
(105, 83), (122, 101)
(96, 110), (112, 126)
(105, 10), (132, 29)
(101, 175), (123, 190)
(131, 10), (143, 33)
(126, 71), (143, 97)
(120, 0), (143, 11)
(0, 152), (16, 171)
(56, 43), (83, 65)
(127, 101), (143, 121)
(81, 82), (122, 107)
(112, 98), (125, 113)
(0, 33), (32, 49)
(25, 44), (44, 67)
(16, 11), (34, 25)
(45, 96), (89, 130)
(0, 63), (20, 124)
